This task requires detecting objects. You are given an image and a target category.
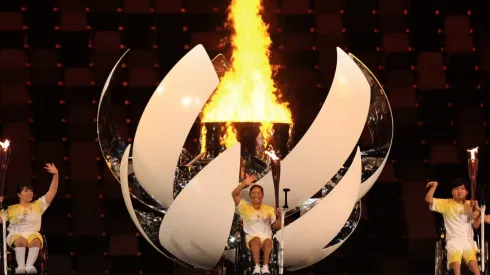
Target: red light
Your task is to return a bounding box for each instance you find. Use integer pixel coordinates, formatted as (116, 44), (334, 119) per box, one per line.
(311, 46), (317, 51)
(435, 10), (439, 15)
(341, 28), (346, 33)
(180, 8), (186, 12)
(117, 8), (122, 12)
(53, 7), (59, 12)
(403, 9), (408, 15)
(468, 10), (472, 15)
(118, 26), (124, 31)
(371, 10), (376, 14)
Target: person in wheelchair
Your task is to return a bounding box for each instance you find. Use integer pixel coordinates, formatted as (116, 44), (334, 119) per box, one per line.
(0, 163), (58, 274)
(426, 179), (481, 275)
(232, 174), (281, 275)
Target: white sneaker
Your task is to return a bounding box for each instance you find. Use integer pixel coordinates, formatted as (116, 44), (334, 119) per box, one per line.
(15, 266), (25, 274)
(25, 265), (37, 274)
(261, 264), (270, 275)
(252, 265), (261, 275)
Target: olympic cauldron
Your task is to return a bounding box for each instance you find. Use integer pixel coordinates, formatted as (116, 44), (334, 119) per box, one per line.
(96, 45), (393, 271)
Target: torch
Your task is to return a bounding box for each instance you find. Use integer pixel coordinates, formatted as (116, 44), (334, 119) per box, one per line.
(0, 139), (11, 275)
(467, 147), (478, 202)
(265, 149), (287, 274)
(467, 147), (485, 271)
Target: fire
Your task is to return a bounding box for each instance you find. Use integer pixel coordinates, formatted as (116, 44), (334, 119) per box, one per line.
(0, 139), (10, 150)
(467, 147), (478, 160)
(201, 0), (292, 150)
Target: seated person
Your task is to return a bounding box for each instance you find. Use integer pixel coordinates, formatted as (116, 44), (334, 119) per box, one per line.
(425, 179), (481, 275)
(0, 163), (58, 274)
(232, 174), (281, 275)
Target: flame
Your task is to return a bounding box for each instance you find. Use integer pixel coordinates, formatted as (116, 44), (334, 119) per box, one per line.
(467, 147), (479, 160)
(0, 139), (9, 150)
(265, 149), (279, 161)
(201, 0), (292, 150)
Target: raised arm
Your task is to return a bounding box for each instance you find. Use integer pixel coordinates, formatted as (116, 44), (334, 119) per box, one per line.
(43, 163), (59, 204)
(425, 181), (438, 204)
(231, 174), (256, 206)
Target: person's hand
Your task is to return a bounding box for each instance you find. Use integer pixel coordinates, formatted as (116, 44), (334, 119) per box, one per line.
(472, 200), (480, 208)
(0, 196), (3, 203)
(275, 208), (282, 217)
(45, 163), (58, 175)
(426, 181), (438, 188)
(242, 174), (257, 186)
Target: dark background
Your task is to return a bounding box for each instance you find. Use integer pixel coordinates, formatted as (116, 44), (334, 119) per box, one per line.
(1, 0), (490, 274)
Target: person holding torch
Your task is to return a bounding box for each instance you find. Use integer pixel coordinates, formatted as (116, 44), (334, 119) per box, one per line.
(0, 163), (58, 274)
(426, 178), (481, 275)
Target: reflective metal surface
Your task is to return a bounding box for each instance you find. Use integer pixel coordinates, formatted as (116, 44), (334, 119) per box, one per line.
(288, 53), (393, 249)
(98, 49), (393, 268)
(96, 49), (165, 213)
(322, 53), (393, 248)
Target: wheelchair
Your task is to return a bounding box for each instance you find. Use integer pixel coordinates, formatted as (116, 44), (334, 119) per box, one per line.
(435, 219), (488, 275)
(234, 221), (280, 275)
(0, 227), (49, 275)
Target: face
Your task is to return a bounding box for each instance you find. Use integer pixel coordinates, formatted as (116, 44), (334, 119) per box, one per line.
(249, 186), (263, 204)
(18, 187), (33, 202)
(451, 185), (468, 200)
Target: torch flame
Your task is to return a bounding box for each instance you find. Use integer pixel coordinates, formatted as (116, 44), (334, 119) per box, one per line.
(0, 140), (10, 150)
(201, 0), (292, 150)
(467, 147), (479, 160)
(265, 149), (279, 161)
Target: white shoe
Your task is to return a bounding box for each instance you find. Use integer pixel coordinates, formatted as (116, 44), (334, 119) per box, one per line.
(261, 264), (270, 275)
(25, 265), (37, 274)
(15, 266), (25, 274)
(252, 265), (261, 275)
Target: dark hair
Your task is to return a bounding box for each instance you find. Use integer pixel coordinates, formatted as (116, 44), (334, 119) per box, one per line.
(249, 185), (264, 194)
(450, 178), (468, 191)
(17, 183), (33, 195)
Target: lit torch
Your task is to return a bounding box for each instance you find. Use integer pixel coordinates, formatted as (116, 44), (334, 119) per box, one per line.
(0, 139), (10, 275)
(467, 147), (485, 271)
(264, 148), (287, 275)
(467, 147), (478, 202)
